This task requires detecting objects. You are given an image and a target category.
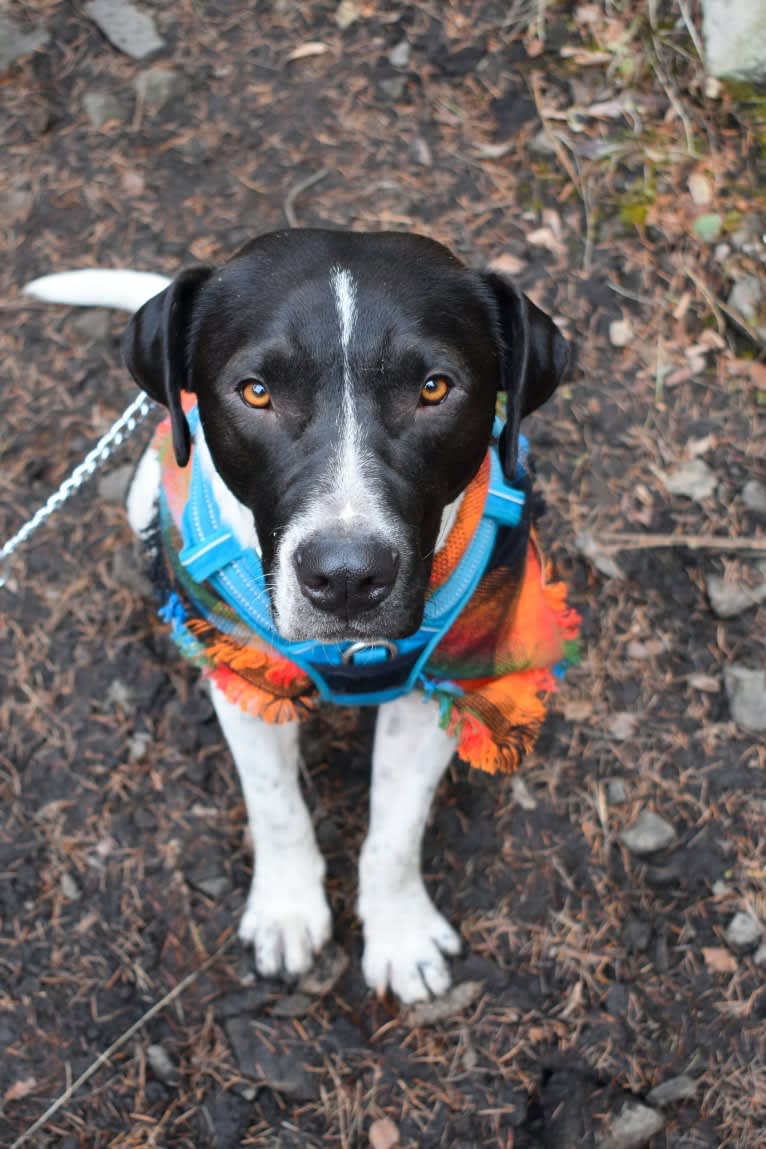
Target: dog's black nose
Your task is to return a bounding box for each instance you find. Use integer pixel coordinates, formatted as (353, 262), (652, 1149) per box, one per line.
(294, 535), (399, 615)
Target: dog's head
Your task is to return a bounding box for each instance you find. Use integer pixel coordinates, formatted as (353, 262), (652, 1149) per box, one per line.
(124, 230), (567, 641)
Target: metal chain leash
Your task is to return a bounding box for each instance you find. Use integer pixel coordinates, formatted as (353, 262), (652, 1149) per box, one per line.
(0, 392), (154, 588)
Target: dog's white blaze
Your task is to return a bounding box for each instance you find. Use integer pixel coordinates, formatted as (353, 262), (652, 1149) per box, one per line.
(330, 266), (368, 521)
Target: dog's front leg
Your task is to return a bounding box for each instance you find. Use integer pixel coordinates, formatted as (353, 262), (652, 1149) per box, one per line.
(211, 685), (332, 978)
(359, 694), (461, 1002)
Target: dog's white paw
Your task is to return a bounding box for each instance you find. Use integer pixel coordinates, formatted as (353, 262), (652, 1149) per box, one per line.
(239, 876), (332, 978)
(360, 885), (461, 1003)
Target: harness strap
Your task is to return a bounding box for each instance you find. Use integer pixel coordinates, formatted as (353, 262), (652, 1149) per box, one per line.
(170, 406), (527, 704)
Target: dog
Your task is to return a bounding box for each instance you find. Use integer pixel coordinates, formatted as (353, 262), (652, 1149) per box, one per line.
(26, 229), (577, 1003)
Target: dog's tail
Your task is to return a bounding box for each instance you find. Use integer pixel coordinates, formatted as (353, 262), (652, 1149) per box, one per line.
(23, 270), (171, 314)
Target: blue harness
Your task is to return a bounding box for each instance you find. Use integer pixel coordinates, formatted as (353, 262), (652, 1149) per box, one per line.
(167, 410), (527, 707)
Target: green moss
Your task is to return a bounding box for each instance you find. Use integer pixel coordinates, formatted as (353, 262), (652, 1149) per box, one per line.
(619, 200), (650, 227)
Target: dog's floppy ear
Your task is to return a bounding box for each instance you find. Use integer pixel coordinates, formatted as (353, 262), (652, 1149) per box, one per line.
(123, 266), (213, 467)
(484, 272), (568, 479)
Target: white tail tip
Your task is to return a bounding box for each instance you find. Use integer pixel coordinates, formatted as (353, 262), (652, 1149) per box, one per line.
(23, 269), (171, 313)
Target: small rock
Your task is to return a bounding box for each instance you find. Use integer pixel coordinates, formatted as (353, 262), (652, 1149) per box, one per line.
(128, 731), (151, 762)
(135, 66), (186, 109)
(60, 872), (81, 900)
(596, 1101), (665, 1149)
(106, 678), (133, 709)
(706, 571), (766, 618)
(660, 459), (717, 501)
(388, 39), (410, 68)
(688, 172), (713, 206)
(529, 129), (557, 155)
(298, 942), (349, 996)
(380, 76), (406, 100)
(271, 993), (314, 1018)
(647, 1075), (697, 1107)
(609, 318), (634, 347)
(692, 213), (722, 243)
(335, 0), (360, 29)
(728, 274), (763, 323)
(98, 463), (133, 503)
(369, 1116), (400, 1149)
(191, 874), (229, 899)
(622, 917), (652, 953)
(724, 665), (766, 733)
(713, 241), (731, 263)
(753, 943), (766, 966)
(405, 980), (483, 1027)
(607, 778), (628, 805)
(712, 879), (732, 896)
(0, 15), (50, 73)
(725, 911), (763, 952)
(147, 1043), (180, 1086)
(621, 810), (677, 856)
(576, 531), (625, 579)
(82, 91), (126, 128)
(72, 307), (112, 344)
(84, 0), (164, 59)
(742, 479), (766, 513)
(606, 982), (630, 1016)
(607, 712), (638, 741)
(512, 774), (537, 809)
(411, 136), (432, 166)
(111, 547), (153, 598)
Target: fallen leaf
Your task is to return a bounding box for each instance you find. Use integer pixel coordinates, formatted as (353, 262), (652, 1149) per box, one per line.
(488, 252), (527, 276)
(688, 673), (720, 693)
(5, 1077), (37, 1104)
(286, 42), (329, 62)
(527, 226), (564, 256)
(406, 980), (483, 1026)
(702, 946), (737, 974)
(563, 699), (594, 721)
(607, 712), (638, 741)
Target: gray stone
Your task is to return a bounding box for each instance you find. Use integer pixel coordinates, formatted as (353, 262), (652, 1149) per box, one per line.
(753, 943), (766, 966)
(727, 274), (763, 322)
(621, 810), (677, 856)
(135, 66), (185, 108)
(647, 1075), (697, 1107)
(660, 459), (717, 501)
(271, 993), (314, 1018)
(622, 917), (652, 953)
(147, 1043), (180, 1086)
(0, 15), (50, 73)
(84, 0), (163, 60)
(380, 76), (406, 100)
(596, 1101), (665, 1149)
(725, 911), (763, 952)
(703, 0), (766, 79)
(72, 307), (111, 344)
(706, 570), (766, 617)
(192, 874), (230, 899)
(298, 942), (349, 996)
(60, 872), (81, 900)
(388, 39), (410, 68)
(743, 479), (766, 513)
(607, 778), (628, 805)
(82, 90), (126, 127)
(98, 463), (133, 504)
(724, 665), (766, 732)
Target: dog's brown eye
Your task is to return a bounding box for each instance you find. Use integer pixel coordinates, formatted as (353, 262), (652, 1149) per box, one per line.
(240, 380), (271, 409)
(420, 375), (451, 406)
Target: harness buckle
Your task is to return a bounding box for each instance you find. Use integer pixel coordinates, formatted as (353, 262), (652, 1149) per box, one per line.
(341, 640), (398, 666)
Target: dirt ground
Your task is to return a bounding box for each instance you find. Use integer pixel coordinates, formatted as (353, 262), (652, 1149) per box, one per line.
(1, 2), (765, 1146)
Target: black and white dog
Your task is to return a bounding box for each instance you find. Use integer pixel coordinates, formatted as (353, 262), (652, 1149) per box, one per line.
(27, 229), (567, 1002)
